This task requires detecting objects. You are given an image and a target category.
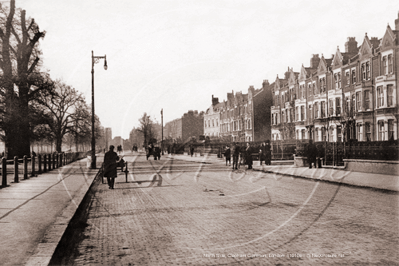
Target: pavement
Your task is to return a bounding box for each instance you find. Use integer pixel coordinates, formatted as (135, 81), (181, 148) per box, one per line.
(166, 153), (399, 192)
(0, 151), (397, 265)
(0, 156), (103, 266)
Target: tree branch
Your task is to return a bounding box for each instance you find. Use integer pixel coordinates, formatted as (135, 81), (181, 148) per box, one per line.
(27, 57), (39, 74)
(10, 24), (21, 44)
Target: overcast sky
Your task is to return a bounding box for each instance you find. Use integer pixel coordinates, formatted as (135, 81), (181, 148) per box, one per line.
(13, 0), (399, 139)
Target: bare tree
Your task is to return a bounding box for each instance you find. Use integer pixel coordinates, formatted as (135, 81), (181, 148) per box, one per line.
(70, 101), (103, 152)
(33, 80), (88, 152)
(138, 112), (157, 147)
(0, 0), (48, 158)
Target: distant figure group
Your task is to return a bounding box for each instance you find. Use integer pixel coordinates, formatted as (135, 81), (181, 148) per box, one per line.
(116, 145), (123, 154)
(146, 143), (161, 160)
(223, 140), (272, 170)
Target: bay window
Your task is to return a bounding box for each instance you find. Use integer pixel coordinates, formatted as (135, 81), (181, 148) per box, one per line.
(366, 62), (370, 80)
(321, 127), (326, 141)
(364, 90), (370, 110)
(387, 85), (394, 107)
(388, 54), (393, 74)
(357, 123), (363, 141)
(351, 68), (356, 84)
(336, 98), (341, 115)
(378, 121), (385, 141)
(383, 56), (388, 75)
(388, 120), (394, 140)
(356, 92), (361, 111)
(345, 70), (350, 85)
(329, 99), (334, 116)
(365, 123), (371, 141)
(321, 101), (326, 118)
(377, 86), (384, 108)
(361, 63), (366, 80)
(314, 102), (319, 119)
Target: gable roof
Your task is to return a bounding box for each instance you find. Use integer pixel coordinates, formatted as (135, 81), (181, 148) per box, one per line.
(380, 24), (398, 51)
(273, 75), (286, 90)
(358, 33), (374, 61)
(299, 64), (317, 81)
(288, 68), (297, 86)
(317, 55), (330, 74)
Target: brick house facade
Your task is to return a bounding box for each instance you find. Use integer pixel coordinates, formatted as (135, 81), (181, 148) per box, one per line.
(164, 110), (204, 143)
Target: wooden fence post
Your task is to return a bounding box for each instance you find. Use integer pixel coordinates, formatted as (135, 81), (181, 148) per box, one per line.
(38, 155), (42, 174)
(43, 154), (47, 172)
(23, 155), (28, 179)
(14, 156), (19, 183)
(48, 154), (52, 171)
(1, 157), (7, 187)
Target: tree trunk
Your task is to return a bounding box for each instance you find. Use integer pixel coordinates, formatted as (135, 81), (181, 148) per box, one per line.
(4, 95), (31, 159)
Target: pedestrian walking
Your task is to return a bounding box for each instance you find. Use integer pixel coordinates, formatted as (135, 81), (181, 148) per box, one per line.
(265, 140), (272, 165)
(147, 143), (153, 160)
(190, 145), (195, 157)
(259, 142), (265, 165)
(154, 145), (161, 160)
(307, 140), (318, 169)
(104, 145), (119, 189)
(245, 142), (253, 169)
(232, 143), (240, 169)
(224, 145), (231, 166)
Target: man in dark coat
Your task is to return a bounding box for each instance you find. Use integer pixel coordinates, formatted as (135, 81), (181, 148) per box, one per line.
(307, 140), (318, 169)
(147, 143), (153, 160)
(190, 145), (195, 157)
(245, 142), (253, 169)
(154, 146), (161, 160)
(232, 143), (240, 169)
(104, 145), (119, 189)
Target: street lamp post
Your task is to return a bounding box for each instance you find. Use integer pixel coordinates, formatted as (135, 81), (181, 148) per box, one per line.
(161, 109), (164, 155)
(91, 50), (107, 169)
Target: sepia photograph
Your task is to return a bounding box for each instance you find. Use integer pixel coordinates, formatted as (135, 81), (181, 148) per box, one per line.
(0, 0), (398, 265)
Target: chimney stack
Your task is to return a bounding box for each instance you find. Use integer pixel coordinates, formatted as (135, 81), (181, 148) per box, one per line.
(345, 37), (358, 54)
(212, 95), (219, 106)
(310, 54), (320, 68)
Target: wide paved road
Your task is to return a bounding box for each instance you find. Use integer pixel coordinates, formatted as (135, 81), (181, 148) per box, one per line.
(50, 151), (399, 265)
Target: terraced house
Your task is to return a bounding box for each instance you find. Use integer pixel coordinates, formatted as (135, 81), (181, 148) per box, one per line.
(272, 15), (399, 143)
(203, 95), (222, 138)
(219, 89), (252, 142)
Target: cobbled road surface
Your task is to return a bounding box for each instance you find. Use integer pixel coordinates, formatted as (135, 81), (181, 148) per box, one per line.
(50, 152), (399, 265)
